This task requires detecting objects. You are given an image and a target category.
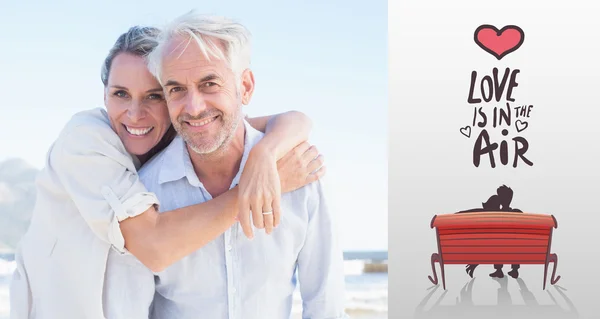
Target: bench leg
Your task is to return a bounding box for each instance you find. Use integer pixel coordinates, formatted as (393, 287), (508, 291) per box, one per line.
(543, 253), (561, 290)
(428, 253), (446, 290)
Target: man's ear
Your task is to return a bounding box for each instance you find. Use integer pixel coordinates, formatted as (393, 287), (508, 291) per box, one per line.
(240, 69), (255, 105)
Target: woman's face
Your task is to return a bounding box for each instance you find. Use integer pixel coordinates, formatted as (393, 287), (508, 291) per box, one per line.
(104, 53), (171, 156)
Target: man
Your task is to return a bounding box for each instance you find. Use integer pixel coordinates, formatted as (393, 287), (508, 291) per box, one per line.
(138, 12), (348, 319)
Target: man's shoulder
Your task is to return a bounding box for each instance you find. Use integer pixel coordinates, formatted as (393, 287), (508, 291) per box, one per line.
(284, 178), (328, 208)
(282, 178), (336, 230)
(302, 178), (326, 195)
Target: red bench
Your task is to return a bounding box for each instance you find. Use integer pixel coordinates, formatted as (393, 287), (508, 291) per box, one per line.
(428, 212), (561, 290)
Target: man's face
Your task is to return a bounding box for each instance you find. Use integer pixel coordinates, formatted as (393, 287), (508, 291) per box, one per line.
(160, 36), (250, 155)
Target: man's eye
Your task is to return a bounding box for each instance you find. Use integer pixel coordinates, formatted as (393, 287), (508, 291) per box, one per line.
(201, 82), (219, 92)
(169, 87), (184, 94)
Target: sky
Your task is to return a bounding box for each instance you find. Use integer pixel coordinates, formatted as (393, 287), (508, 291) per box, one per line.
(0, 0), (387, 251)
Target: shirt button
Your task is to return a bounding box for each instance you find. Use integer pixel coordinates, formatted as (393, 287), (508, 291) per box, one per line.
(226, 245), (232, 251)
(231, 288), (237, 294)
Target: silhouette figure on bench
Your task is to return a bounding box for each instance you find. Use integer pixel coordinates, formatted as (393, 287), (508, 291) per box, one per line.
(455, 185), (522, 279)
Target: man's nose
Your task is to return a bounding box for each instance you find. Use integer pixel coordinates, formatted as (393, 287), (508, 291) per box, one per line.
(127, 100), (146, 122)
(185, 90), (207, 116)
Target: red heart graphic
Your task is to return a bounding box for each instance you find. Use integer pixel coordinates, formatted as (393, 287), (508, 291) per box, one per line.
(474, 25), (524, 60)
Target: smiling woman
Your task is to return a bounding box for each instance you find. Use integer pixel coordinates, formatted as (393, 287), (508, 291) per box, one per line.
(104, 52), (172, 157)
(9, 25), (327, 319)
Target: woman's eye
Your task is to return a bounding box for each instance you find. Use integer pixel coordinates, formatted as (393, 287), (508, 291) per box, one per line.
(114, 90), (128, 98)
(147, 93), (164, 100)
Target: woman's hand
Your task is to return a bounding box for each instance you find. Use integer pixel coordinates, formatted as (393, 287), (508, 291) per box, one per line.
(277, 142), (325, 192)
(237, 141), (325, 239)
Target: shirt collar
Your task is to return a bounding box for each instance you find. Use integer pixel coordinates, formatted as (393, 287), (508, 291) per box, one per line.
(156, 134), (188, 185)
(158, 119), (265, 188)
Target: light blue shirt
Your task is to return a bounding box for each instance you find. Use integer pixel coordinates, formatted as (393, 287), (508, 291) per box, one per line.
(138, 121), (348, 319)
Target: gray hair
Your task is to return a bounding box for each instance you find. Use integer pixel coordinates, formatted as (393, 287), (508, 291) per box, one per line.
(101, 26), (160, 86)
(145, 11), (252, 88)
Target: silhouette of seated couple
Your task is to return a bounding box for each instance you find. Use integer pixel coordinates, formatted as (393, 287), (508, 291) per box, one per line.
(455, 185), (523, 280)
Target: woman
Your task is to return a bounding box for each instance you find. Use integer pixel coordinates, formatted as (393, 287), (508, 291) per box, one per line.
(10, 26), (324, 318)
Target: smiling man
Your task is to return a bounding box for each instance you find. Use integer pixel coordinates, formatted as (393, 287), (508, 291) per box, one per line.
(136, 11), (348, 319)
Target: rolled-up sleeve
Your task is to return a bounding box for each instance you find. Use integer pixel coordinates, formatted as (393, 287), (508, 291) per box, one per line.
(297, 179), (349, 319)
(50, 121), (159, 254)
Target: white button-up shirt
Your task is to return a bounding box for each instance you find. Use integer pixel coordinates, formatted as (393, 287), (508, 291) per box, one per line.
(137, 121), (348, 319)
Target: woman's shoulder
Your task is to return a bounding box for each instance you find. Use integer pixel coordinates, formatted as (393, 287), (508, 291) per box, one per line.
(45, 108), (140, 170)
(52, 108), (133, 160)
(55, 107), (125, 147)
(61, 107), (112, 134)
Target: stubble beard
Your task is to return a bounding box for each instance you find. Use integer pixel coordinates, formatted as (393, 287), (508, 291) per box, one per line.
(176, 105), (244, 159)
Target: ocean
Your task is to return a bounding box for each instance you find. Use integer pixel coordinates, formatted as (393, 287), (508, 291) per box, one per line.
(0, 251), (388, 319)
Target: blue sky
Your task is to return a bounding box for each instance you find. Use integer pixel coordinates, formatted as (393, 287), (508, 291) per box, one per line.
(0, 0), (387, 251)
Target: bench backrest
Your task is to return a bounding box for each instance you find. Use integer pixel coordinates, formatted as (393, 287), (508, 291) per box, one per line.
(430, 212), (557, 265)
